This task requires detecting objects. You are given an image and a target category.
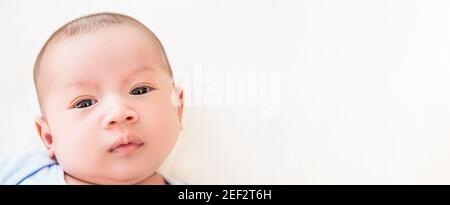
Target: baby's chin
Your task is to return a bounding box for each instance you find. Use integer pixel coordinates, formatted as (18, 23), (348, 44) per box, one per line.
(63, 163), (159, 184)
(65, 171), (159, 185)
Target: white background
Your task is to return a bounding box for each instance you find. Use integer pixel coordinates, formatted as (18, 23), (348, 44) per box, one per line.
(1, 0), (450, 184)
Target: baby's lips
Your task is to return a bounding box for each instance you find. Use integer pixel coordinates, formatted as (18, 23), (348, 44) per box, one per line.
(109, 135), (144, 153)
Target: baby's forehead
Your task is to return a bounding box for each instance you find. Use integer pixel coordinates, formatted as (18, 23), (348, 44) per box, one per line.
(52, 24), (161, 52)
(56, 21), (156, 43)
(44, 26), (168, 75)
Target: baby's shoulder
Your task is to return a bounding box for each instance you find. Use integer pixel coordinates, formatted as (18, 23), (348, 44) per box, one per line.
(0, 150), (59, 185)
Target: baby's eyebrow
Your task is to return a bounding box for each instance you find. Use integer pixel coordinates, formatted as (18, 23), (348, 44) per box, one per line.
(126, 66), (156, 78)
(122, 66), (157, 83)
(65, 80), (98, 89)
(64, 66), (156, 89)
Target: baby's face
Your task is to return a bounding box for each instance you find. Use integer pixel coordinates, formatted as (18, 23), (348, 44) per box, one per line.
(36, 25), (183, 184)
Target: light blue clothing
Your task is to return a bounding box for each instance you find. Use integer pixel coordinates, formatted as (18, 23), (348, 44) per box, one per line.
(0, 150), (184, 185)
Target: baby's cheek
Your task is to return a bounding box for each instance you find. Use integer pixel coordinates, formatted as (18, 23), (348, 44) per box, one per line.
(142, 105), (180, 147)
(56, 141), (107, 180)
(148, 103), (179, 130)
(53, 127), (103, 173)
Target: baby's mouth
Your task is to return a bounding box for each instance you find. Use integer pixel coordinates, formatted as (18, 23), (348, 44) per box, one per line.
(109, 135), (144, 154)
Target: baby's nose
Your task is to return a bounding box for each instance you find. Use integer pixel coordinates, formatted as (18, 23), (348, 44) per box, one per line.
(102, 105), (139, 128)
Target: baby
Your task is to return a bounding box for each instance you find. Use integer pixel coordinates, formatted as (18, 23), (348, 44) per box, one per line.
(0, 12), (184, 184)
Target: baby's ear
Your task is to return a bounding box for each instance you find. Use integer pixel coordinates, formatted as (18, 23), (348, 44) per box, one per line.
(174, 87), (184, 130)
(35, 116), (55, 158)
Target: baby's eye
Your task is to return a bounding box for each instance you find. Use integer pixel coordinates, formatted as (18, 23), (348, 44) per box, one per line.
(74, 99), (97, 109)
(130, 86), (153, 95)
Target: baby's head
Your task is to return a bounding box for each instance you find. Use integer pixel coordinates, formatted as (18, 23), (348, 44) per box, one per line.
(33, 12), (183, 184)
